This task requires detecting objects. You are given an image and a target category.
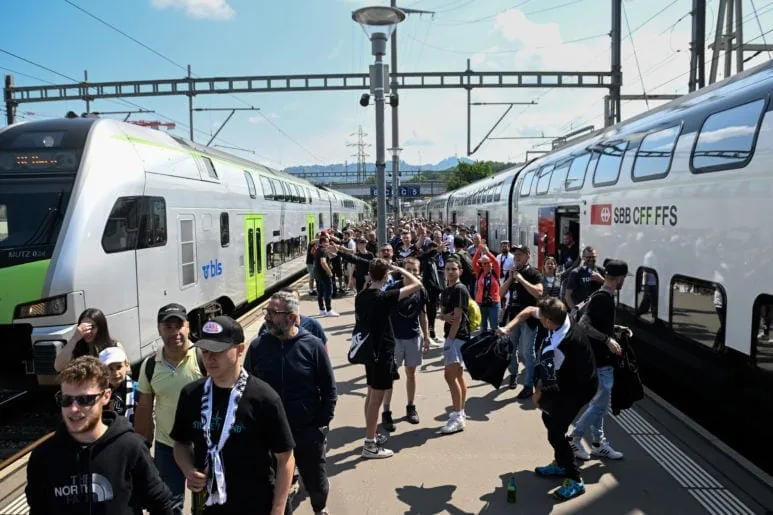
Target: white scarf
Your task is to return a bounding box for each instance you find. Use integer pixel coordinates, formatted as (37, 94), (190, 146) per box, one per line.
(200, 368), (249, 506)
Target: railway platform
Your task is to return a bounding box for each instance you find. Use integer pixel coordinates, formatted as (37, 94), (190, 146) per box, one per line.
(2, 289), (773, 514)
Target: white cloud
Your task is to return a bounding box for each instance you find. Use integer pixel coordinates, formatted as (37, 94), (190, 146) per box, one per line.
(403, 128), (438, 146)
(150, 0), (235, 20)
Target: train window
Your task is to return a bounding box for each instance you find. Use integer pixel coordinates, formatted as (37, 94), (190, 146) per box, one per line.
(243, 172), (257, 199)
(592, 140), (628, 186)
(550, 160), (571, 193)
(692, 98), (765, 173)
(536, 165), (554, 195)
(565, 153), (591, 190)
(0, 204), (6, 242)
(247, 229), (255, 276)
(752, 294), (773, 373)
(102, 197), (139, 253)
(179, 217), (197, 286)
(296, 185), (305, 203)
(635, 267), (658, 323)
(201, 157), (218, 179)
(486, 186), (494, 203)
(670, 275), (726, 351)
(259, 176), (274, 200)
(255, 228), (262, 272)
(270, 179), (283, 201)
(519, 170), (536, 197)
(494, 182), (502, 202)
(138, 197), (167, 249)
(220, 212), (230, 247)
(633, 125), (680, 181)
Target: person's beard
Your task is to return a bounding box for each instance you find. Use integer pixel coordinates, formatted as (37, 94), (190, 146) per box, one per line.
(266, 319), (291, 337)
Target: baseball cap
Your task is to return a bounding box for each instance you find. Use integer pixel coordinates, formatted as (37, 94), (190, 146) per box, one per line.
(194, 316), (245, 352)
(99, 346), (128, 366)
(604, 259), (629, 277)
(158, 303), (187, 323)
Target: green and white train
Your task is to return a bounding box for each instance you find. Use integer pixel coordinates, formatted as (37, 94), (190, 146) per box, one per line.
(0, 117), (370, 385)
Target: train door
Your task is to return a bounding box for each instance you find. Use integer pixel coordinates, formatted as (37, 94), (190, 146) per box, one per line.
(451, 211), (457, 225)
(307, 214), (315, 242)
(537, 207), (556, 269)
(244, 215), (265, 303)
(477, 210), (489, 245)
(554, 206), (580, 270)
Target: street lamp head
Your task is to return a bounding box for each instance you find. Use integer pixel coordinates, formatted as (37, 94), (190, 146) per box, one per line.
(352, 6), (406, 40)
(388, 146), (403, 158)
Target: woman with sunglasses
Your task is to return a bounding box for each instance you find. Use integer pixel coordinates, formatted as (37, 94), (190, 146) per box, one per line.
(26, 356), (174, 514)
(471, 242), (502, 332)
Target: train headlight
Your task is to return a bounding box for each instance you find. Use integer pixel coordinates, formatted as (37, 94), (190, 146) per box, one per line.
(14, 295), (67, 319)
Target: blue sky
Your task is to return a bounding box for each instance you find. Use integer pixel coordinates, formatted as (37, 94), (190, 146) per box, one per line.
(2, 0), (773, 169)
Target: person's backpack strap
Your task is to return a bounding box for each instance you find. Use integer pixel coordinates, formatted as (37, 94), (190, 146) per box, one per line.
(195, 347), (206, 376)
(143, 353), (157, 385)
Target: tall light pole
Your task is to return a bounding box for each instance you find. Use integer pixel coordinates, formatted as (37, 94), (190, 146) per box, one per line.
(353, 6), (405, 246)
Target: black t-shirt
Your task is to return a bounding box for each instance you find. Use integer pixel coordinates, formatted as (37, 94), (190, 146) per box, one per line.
(170, 376), (295, 515)
(313, 247), (331, 279)
(506, 265), (543, 328)
(391, 287), (427, 339)
(583, 290), (617, 368)
(441, 282), (470, 340)
(354, 251), (374, 283)
(355, 288), (401, 355)
(306, 244), (315, 265)
(560, 243), (579, 269)
(567, 266), (604, 306)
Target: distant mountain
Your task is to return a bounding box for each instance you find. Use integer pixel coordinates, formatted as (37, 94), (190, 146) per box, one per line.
(285, 156), (473, 177)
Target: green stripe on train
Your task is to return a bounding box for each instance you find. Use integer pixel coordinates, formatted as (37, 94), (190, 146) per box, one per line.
(0, 260), (50, 324)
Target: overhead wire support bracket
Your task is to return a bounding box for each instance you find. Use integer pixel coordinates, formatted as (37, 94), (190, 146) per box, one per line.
(467, 100), (538, 156)
(192, 106), (260, 146)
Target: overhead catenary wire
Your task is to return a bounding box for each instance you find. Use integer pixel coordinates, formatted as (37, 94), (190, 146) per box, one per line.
(62, 0), (326, 164)
(623, 2), (650, 108)
(750, 0), (773, 59)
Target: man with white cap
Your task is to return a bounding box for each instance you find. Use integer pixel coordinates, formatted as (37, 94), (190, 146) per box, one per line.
(98, 346), (137, 424)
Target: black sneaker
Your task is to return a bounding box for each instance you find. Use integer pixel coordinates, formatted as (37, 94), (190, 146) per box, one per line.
(406, 404), (420, 424)
(508, 375), (518, 390)
(382, 411), (396, 432)
(516, 386), (534, 400)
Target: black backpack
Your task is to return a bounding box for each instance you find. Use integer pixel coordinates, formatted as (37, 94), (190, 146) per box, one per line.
(455, 251), (476, 289)
(143, 347), (206, 384)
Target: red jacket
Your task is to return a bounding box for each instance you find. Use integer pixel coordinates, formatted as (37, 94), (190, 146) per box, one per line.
(472, 248), (501, 304)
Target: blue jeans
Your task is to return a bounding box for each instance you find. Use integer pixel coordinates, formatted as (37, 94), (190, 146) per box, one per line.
(480, 303), (500, 332)
(508, 322), (538, 387)
(572, 366), (615, 443)
(154, 442), (185, 514)
(316, 275), (333, 311)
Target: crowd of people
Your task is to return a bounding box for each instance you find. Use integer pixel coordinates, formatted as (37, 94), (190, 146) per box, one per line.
(26, 216), (636, 513)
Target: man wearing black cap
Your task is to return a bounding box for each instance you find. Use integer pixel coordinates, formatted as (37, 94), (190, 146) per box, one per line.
(570, 259), (630, 462)
(171, 316), (296, 515)
(135, 303), (206, 513)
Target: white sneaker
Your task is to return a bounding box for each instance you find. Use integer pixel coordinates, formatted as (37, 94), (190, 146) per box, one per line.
(361, 441), (394, 459)
(438, 413), (465, 435)
(326, 310), (340, 317)
(319, 310), (327, 317)
(591, 441), (624, 460)
(570, 437), (590, 460)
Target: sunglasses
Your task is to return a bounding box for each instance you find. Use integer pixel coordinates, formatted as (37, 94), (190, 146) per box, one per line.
(55, 391), (105, 408)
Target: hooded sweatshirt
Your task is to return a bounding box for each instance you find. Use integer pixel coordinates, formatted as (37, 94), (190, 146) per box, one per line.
(25, 411), (173, 515)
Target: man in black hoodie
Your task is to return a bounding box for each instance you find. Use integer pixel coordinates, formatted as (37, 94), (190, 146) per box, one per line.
(26, 356), (174, 515)
(246, 291), (337, 515)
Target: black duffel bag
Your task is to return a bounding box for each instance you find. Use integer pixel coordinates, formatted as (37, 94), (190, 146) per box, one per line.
(461, 330), (510, 389)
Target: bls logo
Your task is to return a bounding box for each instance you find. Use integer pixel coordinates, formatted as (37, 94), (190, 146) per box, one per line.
(202, 260), (223, 280)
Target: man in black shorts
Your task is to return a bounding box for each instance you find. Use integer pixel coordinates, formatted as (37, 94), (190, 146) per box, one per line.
(171, 316), (296, 515)
(355, 258), (423, 459)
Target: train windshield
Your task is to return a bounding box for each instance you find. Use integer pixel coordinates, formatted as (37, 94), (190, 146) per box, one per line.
(0, 127), (83, 267)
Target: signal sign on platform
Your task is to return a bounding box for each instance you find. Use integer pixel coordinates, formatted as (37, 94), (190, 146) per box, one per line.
(370, 185), (421, 197)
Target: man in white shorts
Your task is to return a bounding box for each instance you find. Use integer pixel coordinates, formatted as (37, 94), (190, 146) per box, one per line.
(381, 257), (431, 431)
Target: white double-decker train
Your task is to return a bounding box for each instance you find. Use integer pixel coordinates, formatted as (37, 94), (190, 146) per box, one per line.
(417, 60), (773, 470)
(0, 117), (370, 384)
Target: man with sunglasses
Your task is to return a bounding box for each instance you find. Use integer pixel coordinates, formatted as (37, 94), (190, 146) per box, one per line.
(245, 292), (337, 515)
(26, 356), (174, 514)
(564, 246), (606, 310)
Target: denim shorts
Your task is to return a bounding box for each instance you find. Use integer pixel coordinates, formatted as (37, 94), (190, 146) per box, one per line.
(443, 338), (466, 367)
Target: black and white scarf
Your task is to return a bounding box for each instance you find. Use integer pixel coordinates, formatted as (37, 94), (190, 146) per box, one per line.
(200, 368), (249, 506)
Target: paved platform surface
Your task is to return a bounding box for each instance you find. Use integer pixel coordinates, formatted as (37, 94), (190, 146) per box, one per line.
(287, 291), (773, 515)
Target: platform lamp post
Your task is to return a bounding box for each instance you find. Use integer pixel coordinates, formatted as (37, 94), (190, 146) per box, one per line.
(388, 146), (403, 223)
(353, 5), (405, 245)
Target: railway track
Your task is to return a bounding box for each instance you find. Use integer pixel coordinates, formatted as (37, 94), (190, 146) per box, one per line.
(0, 272), (305, 513)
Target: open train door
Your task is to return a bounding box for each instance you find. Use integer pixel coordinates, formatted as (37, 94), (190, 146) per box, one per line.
(555, 205), (580, 270)
(537, 207), (556, 269)
(477, 210), (489, 245)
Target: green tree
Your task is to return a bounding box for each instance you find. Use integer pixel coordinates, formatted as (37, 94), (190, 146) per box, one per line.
(447, 161), (494, 190)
